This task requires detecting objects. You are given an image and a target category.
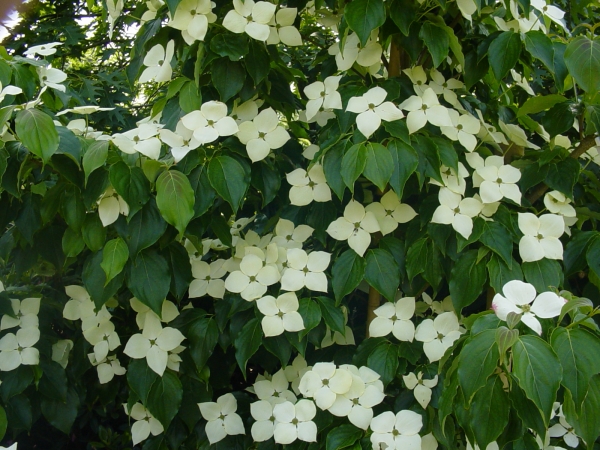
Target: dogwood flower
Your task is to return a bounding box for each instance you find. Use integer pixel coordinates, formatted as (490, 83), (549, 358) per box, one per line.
(399, 88), (453, 134)
(160, 121), (201, 162)
(499, 120), (540, 149)
(267, 8), (302, 46)
(123, 313), (186, 376)
(549, 412), (580, 448)
(346, 86), (404, 138)
(303, 76), (343, 121)
(430, 163), (469, 195)
(250, 400), (277, 441)
(370, 410), (423, 450)
(0, 83), (22, 103)
(253, 369), (297, 404)
(329, 31), (382, 72)
(271, 219), (313, 249)
(181, 101), (239, 144)
(111, 123), (163, 159)
(403, 371), (438, 409)
(199, 393), (245, 444)
(1, 297), (40, 330)
(0, 327), (40, 371)
(472, 155), (522, 204)
(326, 200), (380, 257)
(365, 190), (417, 235)
(140, 41), (175, 83)
(24, 42), (62, 57)
(404, 66), (428, 94)
(530, 0), (567, 30)
(88, 353), (126, 384)
(168, 0), (217, 44)
(518, 213), (565, 262)
(237, 108), (290, 162)
(125, 403), (164, 446)
(428, 69), (465, 109)
(224, 252), (280, 301)
(231, 97), (262, 123)
(84, 319), (121, 363)
(106, 0), (124, 38)
(369, 296), (416, 342)
(97, 187), (129, 227)
(280, 249), (330, 292)
(189, 259), (227, 299)
(63, 285), (96, 321)
(51, 339), (73, 369)
(37, 65), (67, 92)
(544, 191), (576, 218)
(415, 311), (462, 362)
(492, 280), (565, 335)
(272, 400), (317, 444)
(440, 110), (481, 152)
(286, 164), (332, 206)
(284, 355), (311, 395)
(129, 298), (180, 329)
(223, 0), (276, 41)
(431, 188), (483, 239)
(257, 292), (305, 336)
(298, 362), (353, 410)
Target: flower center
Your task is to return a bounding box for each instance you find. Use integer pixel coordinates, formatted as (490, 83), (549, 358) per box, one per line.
(258, 132), (266, 139)
(205, 276), (211, 281)
(392, 429), (400, 436)
(437, 333), (444, 340)
(520, 304), (531, 313)
(249, 275), (256, 282)
(320, 91), (326, 97)
(158, 60), (164, 65)
(421, 104), (428, 111)
(292, 418), (299, 425)
(190, 9), (197, 15)
(457, 124), (463, 130)
(322, 378), (329, 386)
(302, 267), (309, 274)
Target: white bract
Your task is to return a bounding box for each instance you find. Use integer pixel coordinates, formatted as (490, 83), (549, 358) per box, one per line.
(223, 0), (276, 41)
(370, 409), (423, 450)
(253, 369), (297, 404)
(1, 297), (40, 331)
(272, 400), (317, 444)
(415, 311), (462, 362)
(0, 83), (22, 103)
(139, 41), (175, 83)
(250, 400), (277, 441)
(428, 69), (465, 109)
(431, 188), (483, 239)
(399, 88), (453, 134)
(518, 213), (565, 262)
(440, 109), (481, 152)
(84, 319), (121, 363)
(329, 31), (382, 73)
(168, 0), (217, 44)
(112, 123), (163, 159)
(492, 280), (565, 335)
(97, 187), (129, 227)
(369, 296), (416, 342)
(224, 252), (280, 301)
(160, 121), (201, 162)
(298, 362), (353, 410)
(286, 164), (332, 206)
(125, 403), (164, 445)
(530, 0), (567, 30)
(257, 292), (305, 336)
(237, 108), (290, 162)
(544, 191), (576, 218)
(403, 371), (438, 409)
(365, 190), (417, 235)
(271, 219), (313, 249)
(37, 65), (67, 92)
(346, 86), (404, 138)
(88, 353), (126, 384)
(303, 76), (342, 121)
(24, 42), (62, 57)
(51, 339), (73, 369)
(129, 298), (180, 329)
(0, 327), (40, 371)
(280, 249), (330, 292)
(430, 163), (470, 195)
(471, 155), (522, 204)
(267, 8), (303, 46)
(189, 259), (227, 299)
(198, 393), (245, 444)
(549, 414), (580, 448)
(326, 200), (380, 257)
(181, 101), (239, 144)
(284, 354), (311, 395)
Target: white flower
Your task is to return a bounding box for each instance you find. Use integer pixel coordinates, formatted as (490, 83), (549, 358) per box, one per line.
(198, 393), (245, 444)
(181, 101), (238, 145)
(303, 76), (343, 121)
(51, 339), (73, 369)
(1, 297), (40, 330)
(123, 313), (186, 376)
(440, 110), (481, 152)
(253, 369), (297, 404)
(284, 354), (311, 395)
(404, 66), (429, 94)
(303, 144), (319, 160)
(237, 108), (290, 162)
(298, 362), (353, 410)
(267, 8), (303, 46)
(83, 319), (121, 363)
(140, 41), (175, 83)
(0, 443), (17, 450)
(223, 0), (276, 41)
(286, 164), (332, 206)
(257, 292), (305, 336)
(370, 410), (423, 450)
(346, 86), (404, 138)
(430, 163), (469, 195)
(160, 121), (201, 162)
(106, 0), (124, 38)
(280, 249), (330, 292)
(272, 400), (317, 444)
(403, 371), (438, 409)
(63, 285), (96, 321)
(271, 219), (313, 249)
(414, 311), (462, 362)
(428, 69), (465, 109)
(97, 187), (129, 227)
(499, 120), (540, 149)
(24, 42), (62, 57)
(549, 414), (580, 448)
(326, 200), (380, 257)
(473, 155), (522, 204)
(530, 0), (567, 30)
(544, 191), (576, 218)
(250, 400), (277, 441)
(88, 353), (126, 384)
(189, 259), (227, 299)
(37, 65), (67, 92)
(510, 69), (535, 95)
(0, 328), (40, 371)
(130, 298), (180, 329)
(329, 31), (382, 73)
(168, 0), (217, 44)
(231, 97), (262, 123)
(369, 297), (416, 342)
(112, 123), (163, 159)
(492, 280), (565, 335)
(0, 82), (22, 103)
(125, 403), (164, 445)
(56, 105), (115, 116)
(365, 190), (417, 235)
(399, 88), (453, 134)
(224, 251), (280, 301)
(431, 188), (483, 239)
(518, 213), (565, 262)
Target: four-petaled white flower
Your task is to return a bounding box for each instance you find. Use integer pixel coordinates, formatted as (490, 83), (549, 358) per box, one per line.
(365, 190), (417, 235)
(492, 280), (565, 335)
(198, 393), (245, 444)
(272, 400), (317, 444)
(0, 327), (40, 371)
(140, 41), (175, 83)
(189, 259), (227, 299)
(88, 353), (126, 384)
(326, 200), (380, 257)
(286, 164), (332, 206)
(271, 218), (313, 249)
(415, 311), (462, 362)
(160, 121), (201, 162)
(284, 354), (311, 396)
(84, 319), (121, 363)
(97, 187), (129, 227)
(530, 0), (567, 30)
(346, 86), (404, 138)
(250, 400), (277, 441)
(518, 213), (564, 262)
(225, 252), (280, 300)
(399, 88), (453, 134)
(430, 163), (470, 195)
(0, 82), (22, 103)
(125, 402), (164, 446)
(1, 297), (40, 331)
(403, 371), (438, 409)
(549, 411), (580, 448)
(440, 109), (481, 152)
(298, 362), (353, 410)
(303, 76), (343, 121)
(112, 122), (164, 160)
(370, 409), (423, 450)
(428, 69), (465, 109)
(168, 0), (217, 44)
(257, 292), (305, 337)
(544, 191), (576, 218)
(471, 155), (522, 204)
(253, 369), (297, 404)
(237, 108), (290, 162)
(431, 188), (483, 239)
(223, 0), (276, 41)
(267, 8), (303, 46)
(329, 31), (382, 73)
(181, 101), (239, 145)
(280, 249), (330, 292)
(369, 296), (416, 342)
(24, 42), (62, 57)
(37, 65), (67, 92)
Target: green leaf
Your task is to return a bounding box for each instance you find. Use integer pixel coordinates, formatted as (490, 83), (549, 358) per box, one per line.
(413, 135), (442, 185)
(234, 318), (263, 375)
(420, 21), (450, 68)
(323, 141), (347, 200)
(15, 109), (59, 164)
(564, 36), (600, 93)
(165, 0), (183, 16)
(210, 33), (249, 61)
(0, 405), (6, 441)
(564, 232), (597, 276)
(563, 375), (600, 450)
(545, 158), (580, 199)
(264, 334), (292, 366)
(326, 424), (363, 450)
(127, 359), (158, 405)
(188, 165), (216, 218)
(101, 237), (129, 286)
(341, 143), (366, 193)
(109, 162), (151, 217)
(39, 360), (67, 402)
(156, 170), (195, 237)
(83, 250), (125, 309)
(522, 259), (563, 292)
(517, 94), (567, 117)
(188, 318), (219, 372)
(316, 296), (346, 335)
(365, 249), (400, 302)
(524, 30), (554, 72)
(586, 103), (600, 134)
(61, 186), (86, 231)
(127, 248), (170, 316)
(479, 221), (513, 267)
(510, 380), (547, 439)
(166, 243), (192, 301)
(586, 234), (600, 281)
(246, 40), (271, 85)
(82, 140), (108, 185)
(362, 143), (394, 191)
(383, 119), (410, 144)
(512, 335), (562, 426)
(179, 80), (201, 113)
(40, 388), (79, 434)
(116, 198), (167, 257)
(542, 101), (576, 138)
(470, 375), (510, 449)
(488, 31), (521, 81)
(344, 0), (386, 46)
(551, 328), (600, 412)
(449, 250), (487, 312)
(390, 0), (417, 35)
(211, 59), (245, 102)
(457, 330), (500, 403)
(147, 370), (183, 429)
(332, 249), (366, 304)
(208, 156), (248, 213)
(298, 297), (322, 339)
(487, 255), (523, 292)
(367, 340), (399, 386)
(388, 139), (418, 200)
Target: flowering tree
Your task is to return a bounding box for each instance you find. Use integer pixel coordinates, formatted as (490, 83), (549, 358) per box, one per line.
(0, 0), (599, 448)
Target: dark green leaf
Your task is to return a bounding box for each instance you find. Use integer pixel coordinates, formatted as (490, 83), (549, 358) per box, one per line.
(101, 237), (129, 285)
(488, 31), (521, 80)
(156, 170), (195, 236)
(341, 143), (366, 193)
(587, 236), (600, 281)
(365, 249), (400, 302)
(470, 375), (510, 449)
(344, 0), (386, 46)
(109, 162), (151, 217)
(487, 255), (523, 292)
(188, 318), (219, 372)
(234, 318), (263, 375)
(563, 375), (600, 450)
(449, 250), (487, 312)
(542, 101), (576, 138)
(388, 139), (418, 200)
(517, 94), (567, 117)
(457, 330), (499, 403)
(147, 371), (183, 429)
(264, 334), (292, 366)
(127, 248), (170, 316)
(166, 243), (192, 301)
(208, 156), (248, 213)
(326, 424), (363, 450)
(420, 21), (450, 68)
(210, 33), (249, 61)
(127, 359), (158, 405)
(524, 31), (554, 72)
(332, 249), (366, 304)
(323, 141), (346, 200)
(83, 250), (125, 309)
(413, 135), (442, 185)
(117, 198), (167, 257)
(316, 296), (346, 335)
(363, 143), (394, 191)
(39, 360), (67, 402)
(298, 297), (322, 339)
(367, 340), (399, 386)
(522, 259), (563, 292)
(41, 388), (79, 434)
(545, 158), (580, 199)
(564, 36), (600, 93)
(479, 221), (513, 267)
(15, 109), (59, 164)
(246, 40), (271, 85)
(82, 140), (108, 185)
(212, 59), (245, 102)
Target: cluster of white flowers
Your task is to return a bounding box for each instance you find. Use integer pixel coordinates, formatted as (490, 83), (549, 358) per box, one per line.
(63, 286), (126, 383)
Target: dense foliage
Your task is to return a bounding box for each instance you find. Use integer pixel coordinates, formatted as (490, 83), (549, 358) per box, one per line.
(0, 0), (599, 448)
